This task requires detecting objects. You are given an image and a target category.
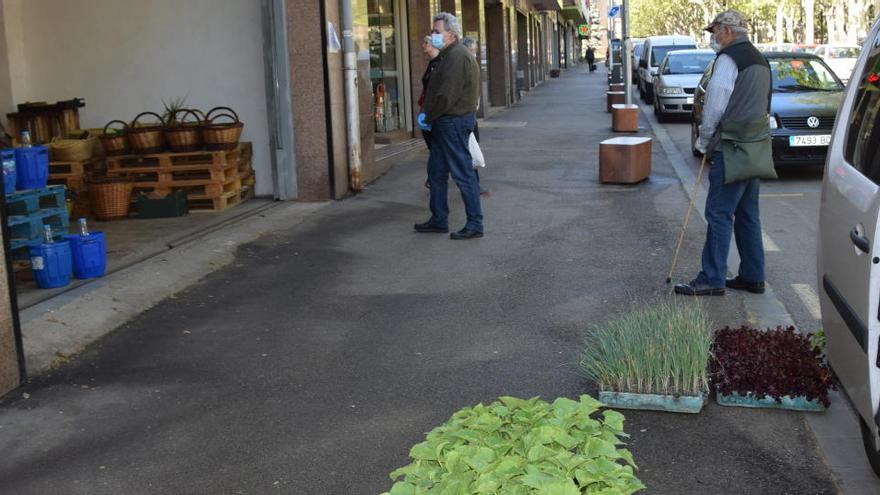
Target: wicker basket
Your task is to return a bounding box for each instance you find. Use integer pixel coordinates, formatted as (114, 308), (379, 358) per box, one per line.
(202, 106), (244, 151)
(129, 112), (166, 154)
(99, 120), (130, 156)
(89, 179), (132, 220)
(48, 135), (97, 161)
(165, 109), (204, 152)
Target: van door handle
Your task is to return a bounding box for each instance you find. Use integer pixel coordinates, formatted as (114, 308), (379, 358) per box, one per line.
(851, 227), (871, 253)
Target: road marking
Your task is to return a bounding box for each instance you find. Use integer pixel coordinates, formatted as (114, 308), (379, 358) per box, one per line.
(762, 230), (780, 252)
(761, 193), (805, 198)
(792, 284), (822, 320)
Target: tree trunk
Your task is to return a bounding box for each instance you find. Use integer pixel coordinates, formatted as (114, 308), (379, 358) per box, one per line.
(776, 5), (784, 44)
(804, 0), (815, 44)
(786, 7), (796, 43)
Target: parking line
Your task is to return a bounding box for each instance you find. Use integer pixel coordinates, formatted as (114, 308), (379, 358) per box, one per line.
(792, 284), (822, 320)
(762, 230), (780, 252)
(761, 193), (805, 198)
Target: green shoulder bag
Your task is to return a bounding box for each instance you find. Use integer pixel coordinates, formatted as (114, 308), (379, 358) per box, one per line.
(719, 118), (777, 184)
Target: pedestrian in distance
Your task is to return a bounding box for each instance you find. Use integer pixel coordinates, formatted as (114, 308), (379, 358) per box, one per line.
(586, 46), (596, 72)
(415, 12), (484, 240)
(674, 9), (774, 296)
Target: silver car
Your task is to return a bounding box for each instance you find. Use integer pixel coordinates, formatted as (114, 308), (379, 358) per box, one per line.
(818, 16), (880, 476)
(651, 49), (716, 122)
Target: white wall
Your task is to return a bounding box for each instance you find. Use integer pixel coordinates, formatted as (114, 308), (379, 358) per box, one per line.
(2, 0), (273, 196)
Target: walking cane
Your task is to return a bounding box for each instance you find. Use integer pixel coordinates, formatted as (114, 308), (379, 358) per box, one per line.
(666, 152), (709, 285)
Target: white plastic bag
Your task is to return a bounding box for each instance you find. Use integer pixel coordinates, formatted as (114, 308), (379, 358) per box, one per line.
(469, 132), (485, 168)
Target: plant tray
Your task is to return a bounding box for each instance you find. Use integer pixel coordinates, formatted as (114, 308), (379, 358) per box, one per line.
(599, 391), (705, 414)
(716, 392), (826, 412)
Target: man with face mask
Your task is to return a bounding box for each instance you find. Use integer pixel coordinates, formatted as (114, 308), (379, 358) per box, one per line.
(415, 12), (483, 240)
(675, 9), (773, 296)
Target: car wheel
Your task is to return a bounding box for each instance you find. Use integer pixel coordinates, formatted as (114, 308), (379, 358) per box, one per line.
(860, 416), (880, 478)
(645, 83), (654, 104)
(639, 83), (645, 101)
(654, 100), (667, 123)
(691, 122), (702, 157)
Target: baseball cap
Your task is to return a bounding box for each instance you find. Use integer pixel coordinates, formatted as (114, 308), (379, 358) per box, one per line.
(704, 10), (748, 33)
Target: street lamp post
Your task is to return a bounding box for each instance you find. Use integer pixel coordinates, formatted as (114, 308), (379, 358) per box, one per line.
(621, 0), (632, 105)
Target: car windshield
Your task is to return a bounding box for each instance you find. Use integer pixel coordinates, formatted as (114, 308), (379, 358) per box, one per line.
(651, 45), (696, 67)
(829, 47), (860, 58)
(769, 58), (843, 92)
(662, 53), (715, 74)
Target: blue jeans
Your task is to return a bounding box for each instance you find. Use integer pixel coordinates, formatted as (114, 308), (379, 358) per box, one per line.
(696, 151), (765, 287)
(427, 113), (483, 232)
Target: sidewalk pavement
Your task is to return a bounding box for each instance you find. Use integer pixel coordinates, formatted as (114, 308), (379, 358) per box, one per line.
(0, 66), (838, 494)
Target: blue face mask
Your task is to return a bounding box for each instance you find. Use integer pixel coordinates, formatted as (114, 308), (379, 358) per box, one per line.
(431, 33), (445, 50)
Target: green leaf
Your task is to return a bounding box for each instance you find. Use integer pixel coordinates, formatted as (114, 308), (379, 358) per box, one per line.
(410, 441), (438, 461)
(520, 465), (569, 489)
(463, 446), (496, 473)
(602, 410), (626, 432)
(388, 481), (416, 495)
(584, 437), (621, 459)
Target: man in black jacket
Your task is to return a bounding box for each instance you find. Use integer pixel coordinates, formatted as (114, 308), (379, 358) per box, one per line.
(415, 12), (483, 240)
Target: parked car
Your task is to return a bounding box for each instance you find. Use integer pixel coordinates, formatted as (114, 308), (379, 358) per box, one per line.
(630, 39), (645, 83)
(691, 52), (845, 164)
(817, 17), (880, 476)
(651, 49), (715, 122)
(814, 44), (861, 83)
(638, 35), (697, 104)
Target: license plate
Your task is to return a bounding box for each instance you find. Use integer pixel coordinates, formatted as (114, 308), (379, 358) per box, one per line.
(789, 135), (831, 147)
(686, 97), (694, 104)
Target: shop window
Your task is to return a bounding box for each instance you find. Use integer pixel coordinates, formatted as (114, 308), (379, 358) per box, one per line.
(369, 0), (406, 141)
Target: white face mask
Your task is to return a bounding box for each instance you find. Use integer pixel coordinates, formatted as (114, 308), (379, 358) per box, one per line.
(709, 33), (721, 53)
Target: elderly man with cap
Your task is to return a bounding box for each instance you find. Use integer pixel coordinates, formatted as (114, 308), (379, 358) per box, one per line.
(675, 10), (773, 296)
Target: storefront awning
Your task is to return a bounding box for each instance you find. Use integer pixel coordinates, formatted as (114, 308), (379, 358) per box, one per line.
(559, 0), (588, 23)
(529, 0), (562, 11)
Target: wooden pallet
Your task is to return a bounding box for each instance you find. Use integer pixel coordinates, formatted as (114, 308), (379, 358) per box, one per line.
(106, 143), (251, 171)
(132, 176), (242, 200)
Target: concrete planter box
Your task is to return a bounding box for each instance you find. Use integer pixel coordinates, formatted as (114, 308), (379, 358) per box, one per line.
(611, 104), (639, 132)
(716, 392), (826, 412)
(608, 83), (625, 92)
(599, 391), (706, 414)
(599, 136), (652, 184)
(606, 91), (625, 113)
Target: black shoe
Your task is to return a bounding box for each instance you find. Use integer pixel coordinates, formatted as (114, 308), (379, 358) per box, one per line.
(674, 280), (725, 296)
(414, 222), (448, 233)
(450, 228), (483, 240)
(726, 276), (766, 294)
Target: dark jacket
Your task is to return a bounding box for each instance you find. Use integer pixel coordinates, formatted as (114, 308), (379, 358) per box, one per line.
(422, 41), (480, 124)
(418, 57), (440, 108)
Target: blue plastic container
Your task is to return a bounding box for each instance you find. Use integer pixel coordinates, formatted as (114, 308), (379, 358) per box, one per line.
(1, 149), (16, 195)
(29, 239), (72, 289)
(14, 145), (49, 190)
(66, 232), (106, 279)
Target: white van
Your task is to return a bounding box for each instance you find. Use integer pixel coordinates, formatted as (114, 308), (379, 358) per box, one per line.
(818, 17), (880, 476)
(638, 35), (698, 104)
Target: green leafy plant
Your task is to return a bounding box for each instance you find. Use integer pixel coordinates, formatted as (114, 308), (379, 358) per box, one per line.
(810, 328), (825, 354)
(383, 395), (645, 494)
(579, 297), (711, 397)
(162, 96), (189, 124)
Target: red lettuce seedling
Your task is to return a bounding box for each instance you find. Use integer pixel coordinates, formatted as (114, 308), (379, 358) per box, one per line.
(710, 326), (834, 407)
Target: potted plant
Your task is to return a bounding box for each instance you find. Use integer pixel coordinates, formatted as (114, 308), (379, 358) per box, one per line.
(383, 395), (645, 494)
(710, 326), (834, 411)
(579, 297), (711, 413)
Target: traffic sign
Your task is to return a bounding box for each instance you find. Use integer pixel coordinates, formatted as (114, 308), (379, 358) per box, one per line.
(608, 5), (620, 17)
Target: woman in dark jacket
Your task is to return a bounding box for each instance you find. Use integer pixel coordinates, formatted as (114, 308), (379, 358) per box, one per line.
(419, 35), (441, 149)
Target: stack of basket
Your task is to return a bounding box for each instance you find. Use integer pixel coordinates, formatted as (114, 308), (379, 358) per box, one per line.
(47, 131), (107, 218)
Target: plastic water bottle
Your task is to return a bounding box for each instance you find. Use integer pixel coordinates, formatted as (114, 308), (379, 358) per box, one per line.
(43, 224), (53, 243)
(78, 218), (89, 237)
(21, 131), (32, 148)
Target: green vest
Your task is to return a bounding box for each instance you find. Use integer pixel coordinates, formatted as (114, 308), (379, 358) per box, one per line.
(719, 118), (776, 184)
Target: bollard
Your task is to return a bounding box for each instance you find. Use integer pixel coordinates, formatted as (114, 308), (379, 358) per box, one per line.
(612, 104), (640, 132)
(606, 92), (626, 113)
(599, 136), (653, 184)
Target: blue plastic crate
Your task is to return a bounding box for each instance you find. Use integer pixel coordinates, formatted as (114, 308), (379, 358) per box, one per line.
(14, 146), (49, 190)
(8, 207), (70, 250)
(6, 185), (66, 216)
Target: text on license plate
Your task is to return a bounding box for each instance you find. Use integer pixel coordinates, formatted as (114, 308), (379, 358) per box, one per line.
(686, 97), (694, 104)
(789, 135), (831, 147)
